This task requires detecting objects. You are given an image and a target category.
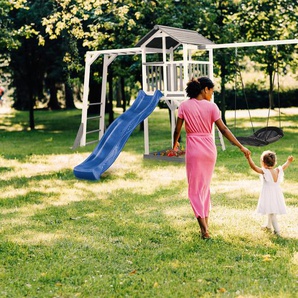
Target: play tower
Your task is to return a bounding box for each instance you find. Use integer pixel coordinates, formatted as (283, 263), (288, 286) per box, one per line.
(74, 25), (221, 154)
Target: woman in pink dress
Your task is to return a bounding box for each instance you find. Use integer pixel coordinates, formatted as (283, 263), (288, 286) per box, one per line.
(173, 77), (250, 239)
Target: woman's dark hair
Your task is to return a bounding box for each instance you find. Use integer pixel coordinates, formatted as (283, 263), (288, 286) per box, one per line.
(185, 77), (214, 98)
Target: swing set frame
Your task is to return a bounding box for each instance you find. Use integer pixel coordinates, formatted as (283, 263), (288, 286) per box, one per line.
(233, 46), (284, 146)
(206, 39), (298, 147)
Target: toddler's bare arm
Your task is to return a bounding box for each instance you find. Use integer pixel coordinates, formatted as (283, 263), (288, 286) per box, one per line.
(246, 153), (263, 174)
(282, 155), (294, 171)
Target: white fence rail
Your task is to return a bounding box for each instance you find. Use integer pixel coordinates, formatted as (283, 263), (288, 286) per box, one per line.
(144, 61), (210, 93)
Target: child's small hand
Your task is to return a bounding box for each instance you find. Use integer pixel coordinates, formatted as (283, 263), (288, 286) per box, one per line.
(241, 146), (251, 158)
(288, 155), (294, 163)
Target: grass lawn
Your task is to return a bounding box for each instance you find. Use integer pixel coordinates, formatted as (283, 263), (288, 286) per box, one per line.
(0, 104), (297, 297)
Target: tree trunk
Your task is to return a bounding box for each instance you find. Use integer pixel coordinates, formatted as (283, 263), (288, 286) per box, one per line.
(107, 71), (114, 125)
(47, 81), (61, 110)
(220, 62), (227, 125)
(88, 66), (102, 114)
(121, 77), (126, 112)
(268, 70), (275, 109)
(29, 85), (35, 130)
(116, 78), (121, 108)
(65, 81), (76, 109)
(220, 78), (227, 125)
(88, 78), (101, 114)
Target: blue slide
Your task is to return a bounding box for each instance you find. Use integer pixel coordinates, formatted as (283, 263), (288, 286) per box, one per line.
(74, 90), (163, 180)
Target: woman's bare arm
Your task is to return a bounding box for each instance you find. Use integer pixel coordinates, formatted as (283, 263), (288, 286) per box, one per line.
(215, 118), (251, 157)
(173, 117), (184, 149)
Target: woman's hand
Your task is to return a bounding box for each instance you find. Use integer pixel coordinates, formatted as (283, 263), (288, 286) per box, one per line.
(173, 142), (180, 151)
(240, 146), (251, 158)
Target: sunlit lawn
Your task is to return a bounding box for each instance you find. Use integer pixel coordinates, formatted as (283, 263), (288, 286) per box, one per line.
(0, 105), (297, 297)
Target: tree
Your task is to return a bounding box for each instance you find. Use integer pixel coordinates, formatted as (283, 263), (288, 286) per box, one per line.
(0, 0), (23, 54)
(194, 0), (241, 124)
(41, 1), (179, 123)
(0, 0), (25, 88)
(3, 0), (297, 123)
(237, 0), (298, 108)
(4, 0), (80, 132)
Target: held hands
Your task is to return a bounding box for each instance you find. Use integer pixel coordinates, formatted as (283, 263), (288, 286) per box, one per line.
(240, 146), (251, 158)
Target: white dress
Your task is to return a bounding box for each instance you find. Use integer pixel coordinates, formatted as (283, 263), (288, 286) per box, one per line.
(256, 166), (287, 215)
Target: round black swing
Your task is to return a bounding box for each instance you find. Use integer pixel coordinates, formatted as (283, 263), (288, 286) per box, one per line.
(232, 47), (284, 147)
(236, 126), (284, 147)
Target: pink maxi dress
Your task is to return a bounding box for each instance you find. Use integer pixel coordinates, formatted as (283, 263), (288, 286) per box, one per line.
(178, 98), (221, 218)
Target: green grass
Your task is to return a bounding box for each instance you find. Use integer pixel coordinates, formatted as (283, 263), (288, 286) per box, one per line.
(0, 106), (297, 297)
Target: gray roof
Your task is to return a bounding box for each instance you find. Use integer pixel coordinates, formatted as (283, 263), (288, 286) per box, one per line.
(135, 25), (214, 49)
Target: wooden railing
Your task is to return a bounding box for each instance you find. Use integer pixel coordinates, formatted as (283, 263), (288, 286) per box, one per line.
(144, 61), (210, 93)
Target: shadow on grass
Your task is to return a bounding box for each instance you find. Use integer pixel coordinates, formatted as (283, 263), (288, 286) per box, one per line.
(1, 189), (298, 297)
(0, 166), (14, 173)
(0, 172), (297, 297)
(0, 191), (45, 208)
(0, 169), (77, 188)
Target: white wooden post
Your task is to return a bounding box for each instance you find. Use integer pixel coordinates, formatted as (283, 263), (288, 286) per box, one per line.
(142, 48), (150, 155)
(98, 54), (117, 141)
(99, 54), (109, 140)
(162, 33), (167, 93)
(80, 52), (92, 146)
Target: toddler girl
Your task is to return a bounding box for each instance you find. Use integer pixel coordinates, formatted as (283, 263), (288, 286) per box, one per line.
(246, 150), (294, 236)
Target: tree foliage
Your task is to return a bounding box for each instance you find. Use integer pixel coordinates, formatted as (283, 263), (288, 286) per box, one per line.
(194, 0), (242, 123)
(0, 0), (27, 54)
(237, 0), (298, 108)
(0, 0), (297, 123)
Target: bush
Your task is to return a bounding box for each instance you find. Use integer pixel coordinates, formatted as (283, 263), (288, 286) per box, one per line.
(215, 87), (298, 110)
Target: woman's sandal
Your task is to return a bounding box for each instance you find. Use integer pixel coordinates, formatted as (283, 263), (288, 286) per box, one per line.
(201, 232), (211, 240)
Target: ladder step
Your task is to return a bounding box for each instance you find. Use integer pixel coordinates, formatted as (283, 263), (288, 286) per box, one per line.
(85, 140), (99, 146)
(88, 102), (102, 106)
(86, 129), (101, 135)
(87, 115), (102, 120)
